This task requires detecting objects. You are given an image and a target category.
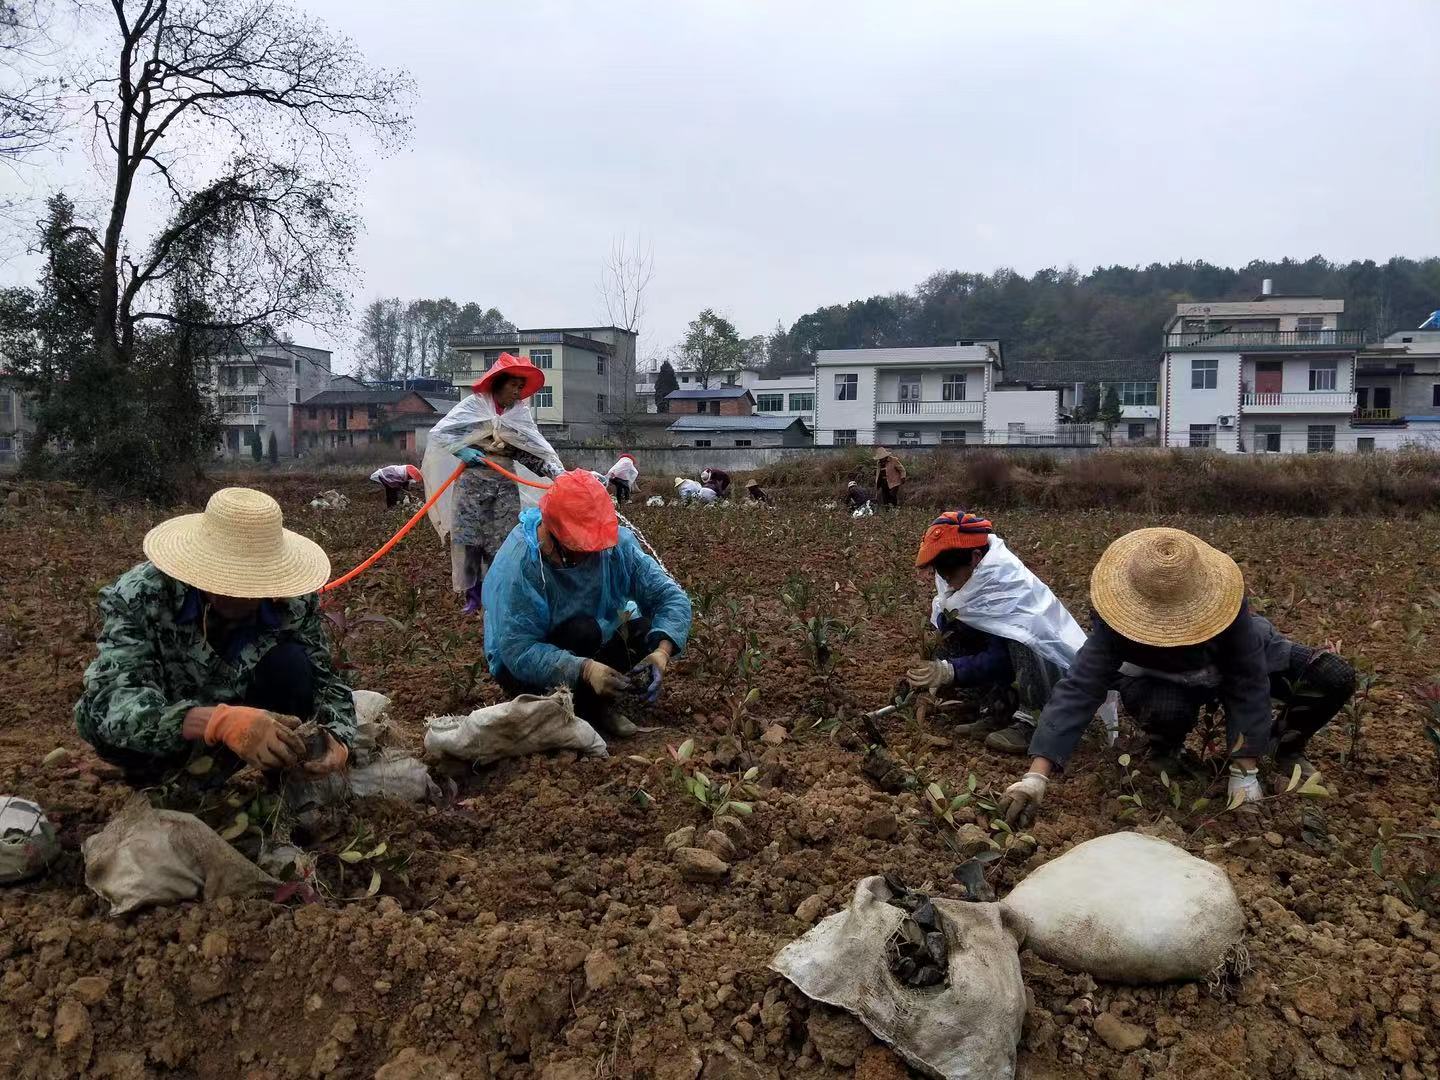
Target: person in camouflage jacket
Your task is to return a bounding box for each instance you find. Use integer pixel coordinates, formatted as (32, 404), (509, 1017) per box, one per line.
(74, 488), (356, 783)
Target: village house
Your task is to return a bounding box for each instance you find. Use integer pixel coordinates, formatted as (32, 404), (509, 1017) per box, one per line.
(291, 389), (438, 455)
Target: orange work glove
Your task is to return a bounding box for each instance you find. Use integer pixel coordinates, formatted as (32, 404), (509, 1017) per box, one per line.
(204, 705), (306, 770)
(303, 731), (350, 776)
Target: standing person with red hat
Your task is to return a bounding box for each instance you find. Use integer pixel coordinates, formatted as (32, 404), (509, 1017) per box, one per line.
(605, 453), (639, 503)
(481, 470), (692, 740)
(904, 511), (1115, 754)
(369, 463), (424, 509)
(422, 354), (565, 615)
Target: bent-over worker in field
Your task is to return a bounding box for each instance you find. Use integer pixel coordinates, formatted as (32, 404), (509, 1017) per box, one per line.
(904, 512), (1115, 754)
(845, 480), (872, 512)
(674, 477), (718, 505)
(74, 488), (356, 784)
(998, 528), (1355, 826)
(483, 470), (693, 741)
(700, 467), (732, 499)
(605, 453), (639, 503)
(369, 463), (423, 509)
(744, 478), (771, 505)
(423, 353), (565, 615)
(874, 446), (906, 508)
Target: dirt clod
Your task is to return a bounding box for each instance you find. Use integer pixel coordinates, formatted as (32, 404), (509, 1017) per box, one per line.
(676, 847), (729, 882)
(1093, 1011), (1148, 1053)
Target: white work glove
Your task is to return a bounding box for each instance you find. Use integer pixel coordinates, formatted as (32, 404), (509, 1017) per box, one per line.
(998, 772), (1047, 827)
(581, 660), (629, 698)
(904, 660), (955, 691)
(1227, 765), (1263, 807)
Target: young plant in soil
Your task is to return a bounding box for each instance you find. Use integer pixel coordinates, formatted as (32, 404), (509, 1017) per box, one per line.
(1419, 681), (1440, 782)
(1370, 815), (1440, 916)
(793, 613), (852, 672)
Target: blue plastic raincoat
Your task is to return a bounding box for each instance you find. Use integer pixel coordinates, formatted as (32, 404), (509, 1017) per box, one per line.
(482, 509), (692, 689)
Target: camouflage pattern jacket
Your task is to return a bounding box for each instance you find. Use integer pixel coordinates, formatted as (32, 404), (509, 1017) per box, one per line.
(74, 562), (356, 757)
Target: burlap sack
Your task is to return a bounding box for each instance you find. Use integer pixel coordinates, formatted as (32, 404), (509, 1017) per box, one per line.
(999, 831), (1245, 983)
(772, 876), (1026, 1080)
(83, 796), (275, 916)
(0, 796), (59, 884)
(423, 689), (607, 765)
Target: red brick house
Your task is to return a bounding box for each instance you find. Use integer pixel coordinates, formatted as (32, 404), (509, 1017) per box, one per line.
(292, 390), (438, 454)
(664, 386), (755, 417)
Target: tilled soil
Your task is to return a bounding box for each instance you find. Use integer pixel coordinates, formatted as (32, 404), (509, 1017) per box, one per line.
(0, 476), (1437, 1079)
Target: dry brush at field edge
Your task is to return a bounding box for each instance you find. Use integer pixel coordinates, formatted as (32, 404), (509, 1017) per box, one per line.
(0, 478), (1436, 1080)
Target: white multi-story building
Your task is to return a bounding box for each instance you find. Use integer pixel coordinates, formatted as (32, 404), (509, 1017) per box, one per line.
(211, 341), (348, 458)
(1158, 287), (1369, 453)
(812, 341), (1001, 446)
(736, 370), (815, 426)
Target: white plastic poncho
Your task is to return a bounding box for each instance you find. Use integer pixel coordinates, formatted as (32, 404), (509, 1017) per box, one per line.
(607, 456), (639, 485)
(422, 391), (563, 541)
(931, 536), (1118, 738)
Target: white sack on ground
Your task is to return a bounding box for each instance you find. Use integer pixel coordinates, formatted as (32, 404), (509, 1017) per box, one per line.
(772, 876), (1025, 1080)
(424, 689), (607, 765)
(350, 689), (392, 766)
(999, 831), (1245, 983)
(83, 796), (275, 916)
(0, 796), (59, 884)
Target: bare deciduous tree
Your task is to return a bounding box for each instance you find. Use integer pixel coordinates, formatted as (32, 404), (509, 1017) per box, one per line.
(0, 0), (65, 164)
(598, 233), (653, 440)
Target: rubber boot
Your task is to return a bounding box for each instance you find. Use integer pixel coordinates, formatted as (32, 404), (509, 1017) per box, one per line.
(950, 712), (1012, 741)
(460, 583), (483, 615)
(592, 705), (638, 741)
(984, 719), (1036, 756)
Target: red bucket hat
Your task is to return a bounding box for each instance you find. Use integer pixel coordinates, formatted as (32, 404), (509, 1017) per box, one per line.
(540, 470), (620, 554)
(405, 464), (423, 484)
(472, 352), (546, 400)
(915, 511), (994, 568)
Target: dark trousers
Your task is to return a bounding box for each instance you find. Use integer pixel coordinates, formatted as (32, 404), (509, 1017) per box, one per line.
(383, 483), (402, 508)
(1116, 644), (1355, 757)
(878, 481), (899, 507)
(609, 479), (632, 504)
(495, 616), (651, 723)
(94, 641), (318, 784)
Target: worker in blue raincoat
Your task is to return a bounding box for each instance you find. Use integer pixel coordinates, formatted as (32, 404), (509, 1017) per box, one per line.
(482, 470), (692, 740)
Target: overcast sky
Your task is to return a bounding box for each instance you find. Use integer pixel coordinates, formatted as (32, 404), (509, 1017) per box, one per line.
(5, 0), (1439, 371)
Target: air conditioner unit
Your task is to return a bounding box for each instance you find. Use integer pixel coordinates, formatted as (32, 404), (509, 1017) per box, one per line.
(1217, 415), (1235, 428)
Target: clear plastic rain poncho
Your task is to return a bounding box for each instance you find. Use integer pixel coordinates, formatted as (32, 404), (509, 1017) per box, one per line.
(607, 456), (639, 485)
(422, 390), (564, 541)
(931, 535), (1118, 737)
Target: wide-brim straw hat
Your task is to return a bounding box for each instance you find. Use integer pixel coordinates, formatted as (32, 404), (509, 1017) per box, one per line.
(1090, 527), (1244, 648)
(872, 446), (891, 461)
(143, 487), (331, 599)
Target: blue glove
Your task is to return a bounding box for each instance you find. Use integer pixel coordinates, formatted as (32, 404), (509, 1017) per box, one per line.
(456, 448), (486, 467)
(628, 654), (666, 704)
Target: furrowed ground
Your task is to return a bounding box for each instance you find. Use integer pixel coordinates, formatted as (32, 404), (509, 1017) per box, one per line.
(0, 475), (1437, 1080)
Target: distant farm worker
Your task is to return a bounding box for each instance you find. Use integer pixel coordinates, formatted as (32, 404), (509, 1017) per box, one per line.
(845, 480), (872, 512)
(606, 453), (639, 503)
(483, 471), (692, 740)
(998, 528), (1355, 826)
(369, 463), (423, 509)
(874, 447), (907, 508)
(423, 353), (564, 616)
(744, 478), (771, 504)
(674, 477), (718, 506)
(700, 467), (732, 499)
(74, 488), (356, 784)
(904, 512), (1118, 754)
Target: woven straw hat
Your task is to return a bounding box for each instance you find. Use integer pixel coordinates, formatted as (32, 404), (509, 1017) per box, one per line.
(1090, 528), (1244, 648)
(872, 446), (891, 461)
(143, 488), (331, 599)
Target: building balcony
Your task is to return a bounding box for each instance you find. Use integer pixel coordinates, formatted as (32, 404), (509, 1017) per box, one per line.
(1166, 329), (1367, 351)
(1350, 408), (1407, 427)
(1240, 391), (1356, 414)
(875, 400), (983, 419)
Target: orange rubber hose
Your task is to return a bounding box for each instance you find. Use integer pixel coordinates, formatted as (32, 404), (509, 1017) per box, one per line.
(319, 457), (555, 593)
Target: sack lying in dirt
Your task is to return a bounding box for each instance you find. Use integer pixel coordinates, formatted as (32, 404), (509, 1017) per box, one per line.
(83, 796), (276, 916)
(1000, 831), (1246, 984)
(0, 796), (59, 884)
(350, 688), (393, 766)
(772, 876), (1026, 1080)
(645, 496), (665, 507)
(308, 489), (350, 510)
(424, 689), (607, 766)
(349, 750), (441, 801)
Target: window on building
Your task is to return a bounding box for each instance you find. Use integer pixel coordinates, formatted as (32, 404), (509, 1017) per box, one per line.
(1307, 425), (1335, 453)
(1296, 316), (1324, 340)
(833, 429), (857, 446)
(294, 358), (301, 373)
(1007, 422), (1026, 435)
(1118, 382), (1158, 407)
(897, 430), (922, 446)
(597, 393), (607, 414)
(694, 439), (712, 448)
(734, 439), (752, 447)
(941, 374), (967, 402)
(1308, 361), (1337, 392)
(482, 349), (505, 368)
(755, 393), (783, 412)
(307, 406), (317, 420)
(1397, 363), (1414, 375)
(1191, 358), (1218, 390)
(0, 435), (13, 456)
(226, 368), (239, 388)
(1357, 437), (1376, 453)
(1189, 424), (1215, 448)
(1432, 384), (1440, 407)
(530, 349), (553, 369)
(597, 356), (606, 375)
(533, 387), (554, 409)
(835, 373), (857, 401)
(940, 430), (967, 446)
(695, 401), (706, 414)
(1254, 425), (1282, 453)
(788, 392), (814, 412)
(708, 401), (721, 415)
(0, 391), (13, 421)
(243, 367), (258, 386)
(368, 405), (379, 421)
(1127, 422), (1147, 441)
